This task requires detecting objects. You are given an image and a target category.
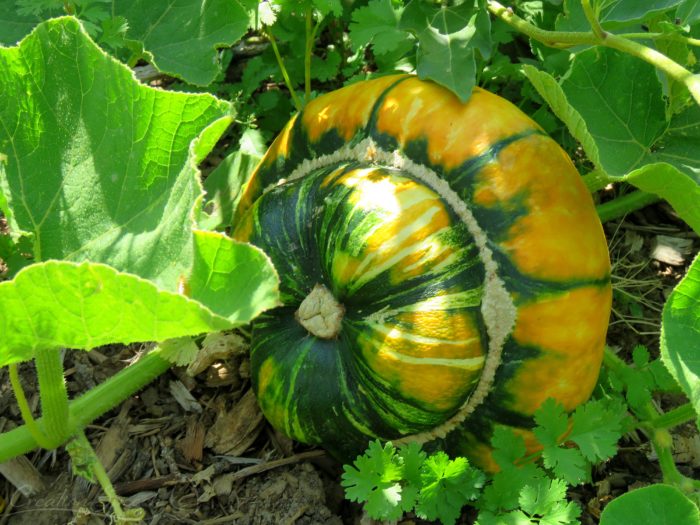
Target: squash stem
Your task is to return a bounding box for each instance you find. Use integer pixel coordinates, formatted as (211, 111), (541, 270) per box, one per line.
(582, 169), (611, 193)
(486, 0), (700, 106)
(0, 346), (171, 462)
(596, 191), (660, 223)
(35, 347), (70, 447)
(581, 0), (605, 40)
(8, 363), (52, 449)
(67, 431), (145, 524)
(647, 403), (697, 431)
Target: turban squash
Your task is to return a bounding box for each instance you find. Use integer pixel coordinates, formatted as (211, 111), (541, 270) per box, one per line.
(232, 74), (612, 471)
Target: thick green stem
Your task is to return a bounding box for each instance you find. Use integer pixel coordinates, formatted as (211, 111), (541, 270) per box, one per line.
(582, 169), (612, 193)
(602, 346), (630, 378)
(304, 9), (314, 103)
(603, 33), (700, 106)
(486, 1), (598, 47)
(648, 403), (697, 431)
(581, 0), (605, 40)
(486, 1), (700, 106)
(0, 346), (171, 462)
(264, 28), (303, 112)
(620, 32), (700, 47)
(596, 190), (660, 223)
(8, 363), (52, 449)
(34, 348), (70, 447)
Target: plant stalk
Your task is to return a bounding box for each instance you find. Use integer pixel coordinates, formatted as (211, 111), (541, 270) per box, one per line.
(34, 347), (70, 447)
(8, 363), (52, 449)
(648, 403), (697, 431)
(581, 0), (605, 40)
(305, 8), (314, 103)
(486, 1), (700, 106)
(596, 191), (660, 223)
(0, 346), (171, 462)
(264, 28), (303, 112)
(582, 168), (612, 193)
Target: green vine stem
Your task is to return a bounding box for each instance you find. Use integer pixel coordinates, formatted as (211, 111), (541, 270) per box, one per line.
(620, 32), (700, 47)
(603, 348), (700, 490)
(67, 431), (145, 524)
(263, 27), (303, 112)
(648, 403), (697, 431)
(8, 363), (52, 449)
(582, 169), (612, 193)
(595, 190), (660, 223)
(581, 0), (605, 40)
(34, 347), (70, 447)
(486, 1), (700, 106)
(304, 8), (319, 103)
(0, 346), (171, 462)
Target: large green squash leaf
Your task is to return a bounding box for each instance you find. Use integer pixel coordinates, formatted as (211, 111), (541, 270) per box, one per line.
(0, 1), (253, 85)
(0, 17), (232, 290)
(661, 254), (700, 422)
(599, 484), (700, 525)
(560, 47), (668, 177)
(524, 50), (700, 233)
(0, 17), (280, 366)
(0, 230), (279, 367)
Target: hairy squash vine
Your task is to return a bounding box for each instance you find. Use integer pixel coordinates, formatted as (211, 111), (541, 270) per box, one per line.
(232, 75), (612, 470)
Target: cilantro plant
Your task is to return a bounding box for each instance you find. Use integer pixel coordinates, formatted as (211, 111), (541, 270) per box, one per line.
(0, 1), (699, 524)
(342, 440), (485, 524)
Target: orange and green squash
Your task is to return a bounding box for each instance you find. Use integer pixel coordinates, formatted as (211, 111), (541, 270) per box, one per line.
(232, 74), (612, 470)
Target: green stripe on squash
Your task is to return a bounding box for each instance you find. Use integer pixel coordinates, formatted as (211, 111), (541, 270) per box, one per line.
(233, 75), (611, 471)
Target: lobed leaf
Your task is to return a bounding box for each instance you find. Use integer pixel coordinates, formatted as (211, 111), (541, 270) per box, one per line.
(519, 478), (580, 525)
(399, 1), (491, 102)
(560, 47), (667, 177)
(341, 440), (406, 520)
(115, 0), (254, 85)
(415, 452), (484, 525)
(349, 0), (411, 56)
(187, 230), (280, 323)
(0, 17), (233, 292)
(522, 65), (601, 168)
(568, 399), (624, 463)
(0, 261), (231, 366)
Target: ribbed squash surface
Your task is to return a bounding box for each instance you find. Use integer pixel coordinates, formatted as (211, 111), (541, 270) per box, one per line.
(232, 75), (612, 469)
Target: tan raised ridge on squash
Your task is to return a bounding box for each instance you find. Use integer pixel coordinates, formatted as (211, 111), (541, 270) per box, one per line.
(279, 136), (518, 441)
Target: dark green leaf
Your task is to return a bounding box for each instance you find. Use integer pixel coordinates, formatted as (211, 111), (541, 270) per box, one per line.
(677, 0), (700, 24)
(350, 0), (412, 56)
(561, 48), (667, 177)
(113, 0), (253, 85)
(568, 399), (624, 462)
(481, 463), (547, 512)
(533, 398), (569, 447)
(400, 1), (490, 102)
(491, 426), (527, 469)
